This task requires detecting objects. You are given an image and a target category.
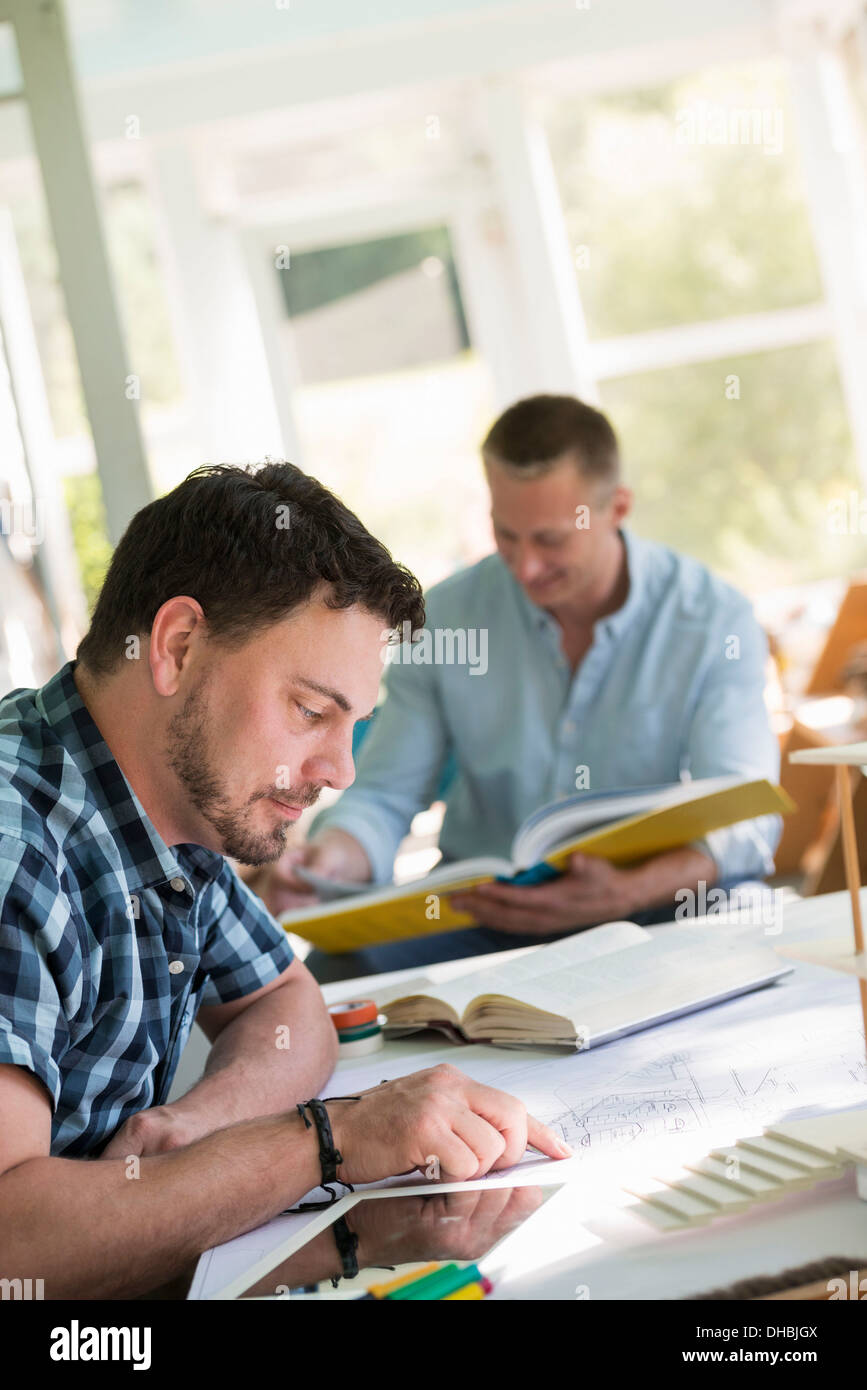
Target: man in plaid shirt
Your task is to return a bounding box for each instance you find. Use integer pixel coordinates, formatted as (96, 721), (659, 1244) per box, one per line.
(0, 463), (567, 1298)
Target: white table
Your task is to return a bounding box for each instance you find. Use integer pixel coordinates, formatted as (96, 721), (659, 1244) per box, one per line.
(197, 890), (867, 1300)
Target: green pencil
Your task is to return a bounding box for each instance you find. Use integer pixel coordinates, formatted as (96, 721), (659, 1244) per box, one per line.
(388, 1263), (485, 1301)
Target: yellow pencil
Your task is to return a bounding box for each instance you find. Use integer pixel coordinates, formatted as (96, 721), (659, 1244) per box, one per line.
(366, 1264), (442, 1299)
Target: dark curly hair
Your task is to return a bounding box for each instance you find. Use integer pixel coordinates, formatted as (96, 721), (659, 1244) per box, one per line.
(77, 461), (425, 676)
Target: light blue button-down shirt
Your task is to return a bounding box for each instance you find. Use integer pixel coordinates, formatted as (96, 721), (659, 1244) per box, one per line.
(312, 528), (781, 885)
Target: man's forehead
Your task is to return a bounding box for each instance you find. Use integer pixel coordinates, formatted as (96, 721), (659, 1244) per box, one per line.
(277, 595), (384, 636)
(487, 457), (598, 502)
(244, 602), (384, 678)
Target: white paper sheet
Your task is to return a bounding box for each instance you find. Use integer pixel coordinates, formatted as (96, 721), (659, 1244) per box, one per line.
(188, 1208), (326, 1301)
(191, 902), (867, 1299)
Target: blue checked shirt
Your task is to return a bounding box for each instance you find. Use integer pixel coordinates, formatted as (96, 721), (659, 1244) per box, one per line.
(313, 528), (782, 883)
(0, 661), (294, 1157)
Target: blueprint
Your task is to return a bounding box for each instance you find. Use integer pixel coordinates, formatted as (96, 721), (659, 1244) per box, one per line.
(191, 899), (867, 1296)
(331, 952), (867, 1170)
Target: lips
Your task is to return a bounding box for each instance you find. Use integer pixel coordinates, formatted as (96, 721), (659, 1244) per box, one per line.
(269, 797), (304, 819)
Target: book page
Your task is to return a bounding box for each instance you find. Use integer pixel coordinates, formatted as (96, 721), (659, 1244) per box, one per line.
(543, 780), (793, 873)
(512, 777), (742, 868)
(484, 927), (788, 1044)
(387, 920), (649, 1021)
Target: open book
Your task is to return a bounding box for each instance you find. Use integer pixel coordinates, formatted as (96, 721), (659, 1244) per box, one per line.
(281, 776), (793, 953)
(374, 920), (792, 1048)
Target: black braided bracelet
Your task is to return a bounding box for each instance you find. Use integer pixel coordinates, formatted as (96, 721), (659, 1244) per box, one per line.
(284, 1094), (360, 1213)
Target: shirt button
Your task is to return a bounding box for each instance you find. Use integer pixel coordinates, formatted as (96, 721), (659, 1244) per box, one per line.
(170, 877), (187, 894)
(168, 960), (185, 975)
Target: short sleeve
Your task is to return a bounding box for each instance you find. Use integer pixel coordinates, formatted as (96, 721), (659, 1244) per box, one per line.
(197, 860), (295, 1006)
(0, 834), (73, 1110)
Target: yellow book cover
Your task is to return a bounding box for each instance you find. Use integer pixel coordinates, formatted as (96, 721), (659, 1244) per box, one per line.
(280, 777), (794, 953)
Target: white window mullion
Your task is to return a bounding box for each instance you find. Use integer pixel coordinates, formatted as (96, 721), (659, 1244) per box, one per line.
(591, 301), (833, 381)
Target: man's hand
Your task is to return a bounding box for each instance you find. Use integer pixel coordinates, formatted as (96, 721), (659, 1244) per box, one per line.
(448, 852), (642, 935)
(448, 845), (719, 936)
(242, 829), (372, 919)
(100, 1104), (205, 1159)
(328, 1063), (572, 1184)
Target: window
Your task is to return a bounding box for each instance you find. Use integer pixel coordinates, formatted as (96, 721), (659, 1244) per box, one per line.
(276, 226), (495, 587)
(539, 57), (861, 589)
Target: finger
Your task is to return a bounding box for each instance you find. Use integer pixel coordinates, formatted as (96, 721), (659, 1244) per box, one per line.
(490, 1123), (530, 1170)
(457, 881), (566, 909)
(270, 850), (315, 890)
(527, 1112), (574, 1158)
(459, 901), (566, 934)
(273, 869), (318, 896)
(458, 884), (591, 923)
(463, 1080), (573, 1161)
(307, 841), (357, 877)
(459, 1079), (529, 1161)
(464, 1094), (531, 1172)
(471, 888), (606, 931)
(274, 861), (320, 892)
(100, 1131), (139, 1160)
(451, 1110), (508, 1178)
(447, 893), (481, 915)
(430, 1128), (490, 1183)
(271, 888), (319, 914)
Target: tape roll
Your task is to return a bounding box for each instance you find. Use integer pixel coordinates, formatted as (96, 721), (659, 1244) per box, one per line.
(329, 999), (378, 1030)
(338, 1030), (385, 1058)
(334, 1020), (383, 1042)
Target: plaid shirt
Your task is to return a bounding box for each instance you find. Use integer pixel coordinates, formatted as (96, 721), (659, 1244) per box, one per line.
(0, 661), (294, 1157)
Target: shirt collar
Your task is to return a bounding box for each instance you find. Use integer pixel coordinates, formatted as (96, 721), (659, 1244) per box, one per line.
(36, 661), (224, 893)
(601, 527), (651, 640)
(508, 526), (651, 639)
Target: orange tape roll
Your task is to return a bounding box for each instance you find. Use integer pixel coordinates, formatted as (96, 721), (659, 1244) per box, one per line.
(328, 999), (378, 1030)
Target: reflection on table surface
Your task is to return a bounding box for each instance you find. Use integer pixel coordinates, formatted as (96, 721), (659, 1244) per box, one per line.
(239, 1185), (554, 1299)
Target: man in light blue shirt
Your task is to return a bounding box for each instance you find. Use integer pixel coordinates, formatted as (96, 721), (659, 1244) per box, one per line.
(256, 396), (780, 980)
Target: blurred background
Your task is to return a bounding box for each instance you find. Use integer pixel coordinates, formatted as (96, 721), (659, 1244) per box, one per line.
(2, 0), (867, 888)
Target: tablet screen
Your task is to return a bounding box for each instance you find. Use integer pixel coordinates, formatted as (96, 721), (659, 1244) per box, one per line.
(236, 1183), (565, 1299)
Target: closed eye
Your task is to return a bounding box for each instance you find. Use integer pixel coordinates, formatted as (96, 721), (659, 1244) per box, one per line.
(297, 702), (324, 721)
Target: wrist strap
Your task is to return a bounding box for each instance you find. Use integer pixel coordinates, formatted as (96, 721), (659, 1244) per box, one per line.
(285, 1095), (359, 1214)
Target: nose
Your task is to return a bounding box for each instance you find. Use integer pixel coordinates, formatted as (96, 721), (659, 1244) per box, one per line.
(303, 732), (356, 793)
(512, 544), (547, 586)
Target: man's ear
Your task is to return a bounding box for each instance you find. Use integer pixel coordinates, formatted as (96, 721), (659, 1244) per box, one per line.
(609, 484), (633, 526)
(148, 596), (206, 697)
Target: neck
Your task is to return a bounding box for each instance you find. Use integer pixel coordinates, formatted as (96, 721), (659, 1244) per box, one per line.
(73, 662), (194, 849)
(548, 529), (629, 631)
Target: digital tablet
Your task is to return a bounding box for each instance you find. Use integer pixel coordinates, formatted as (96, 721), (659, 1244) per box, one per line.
(230, 1181), (569, 1300)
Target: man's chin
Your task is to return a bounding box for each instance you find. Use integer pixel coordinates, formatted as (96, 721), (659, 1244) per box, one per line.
(221, 825), (290, 868)
(525, 577), (570, 602)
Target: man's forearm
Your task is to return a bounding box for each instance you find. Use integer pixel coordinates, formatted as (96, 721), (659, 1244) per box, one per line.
(625, 846), (718, 914)
(0, 1110), (321, 1299)
(173, 976), (338, 1135)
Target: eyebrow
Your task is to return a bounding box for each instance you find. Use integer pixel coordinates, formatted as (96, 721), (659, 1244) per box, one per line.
(295, 677), (374, 720)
